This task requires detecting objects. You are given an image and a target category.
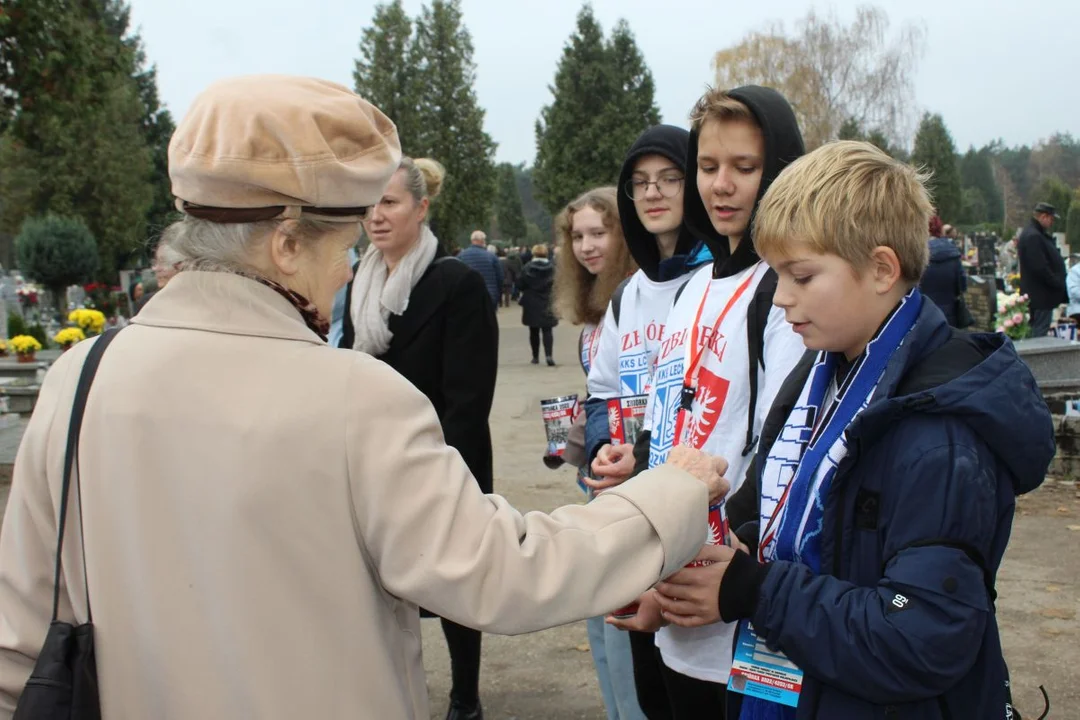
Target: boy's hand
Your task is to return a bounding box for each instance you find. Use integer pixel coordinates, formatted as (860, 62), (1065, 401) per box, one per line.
(584, 444), (635, 490)
(605, 590), (668, 632)
(654, 544), (736, 628)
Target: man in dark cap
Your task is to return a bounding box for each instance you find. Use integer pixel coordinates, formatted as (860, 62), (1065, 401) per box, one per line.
(1018, 201), (1067, 338)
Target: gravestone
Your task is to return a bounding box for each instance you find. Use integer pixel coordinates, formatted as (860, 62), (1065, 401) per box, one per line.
(1015, 336), (1080, 396)
(964, 274), (996, 332)
(975, 236), (997, 276)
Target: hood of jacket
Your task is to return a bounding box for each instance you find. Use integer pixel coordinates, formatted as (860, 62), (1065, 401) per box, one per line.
(521, 258), (554, 282)
(854, 298), (1054, 495)
(683, 86), (806, 278)
(617, 124), (706, 281)
(928, 236), (961, 263)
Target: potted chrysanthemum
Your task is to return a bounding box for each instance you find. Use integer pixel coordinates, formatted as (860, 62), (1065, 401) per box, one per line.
(69, 308), (107, 336)
(10, 334), (43, 363)
(54, 326), (87, 351)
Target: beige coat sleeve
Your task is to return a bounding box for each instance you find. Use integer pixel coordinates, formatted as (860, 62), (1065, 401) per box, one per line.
(0, 352), (81, 716)
(345, 358), (708, 635)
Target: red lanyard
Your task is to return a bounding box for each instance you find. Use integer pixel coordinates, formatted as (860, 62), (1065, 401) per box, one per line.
(683, 264), (760, 391)
(672, 264), (761, 448)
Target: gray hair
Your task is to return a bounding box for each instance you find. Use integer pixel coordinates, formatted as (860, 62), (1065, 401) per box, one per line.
(160, 216), (340, 274)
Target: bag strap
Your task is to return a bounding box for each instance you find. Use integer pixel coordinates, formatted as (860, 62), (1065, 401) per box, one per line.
(742, 269), (777, 457)
(51, 328), (124, 623)
(610, 277), (630, 327)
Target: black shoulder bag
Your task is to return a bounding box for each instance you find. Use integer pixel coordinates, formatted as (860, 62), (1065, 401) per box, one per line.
(14, 328), (123, 720)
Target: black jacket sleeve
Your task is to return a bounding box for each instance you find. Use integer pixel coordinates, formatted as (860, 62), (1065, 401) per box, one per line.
(440, 270), (499, 493)
(1019, 234), (1066, 294)
(630, 429), (651, 478)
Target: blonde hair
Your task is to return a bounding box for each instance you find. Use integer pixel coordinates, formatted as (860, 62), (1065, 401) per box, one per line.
(754, 141), (932, 283)
(532, 244), (548, 258)
(690, 87), (756, 131)
(399, 157), (445, 204)
(553, 187), (636, 326)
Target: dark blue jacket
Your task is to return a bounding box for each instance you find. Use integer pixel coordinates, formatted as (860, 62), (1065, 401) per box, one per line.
(457, 245), (503, 305)
(919, 237), (966, 327)
(724, 300), (1054, 719)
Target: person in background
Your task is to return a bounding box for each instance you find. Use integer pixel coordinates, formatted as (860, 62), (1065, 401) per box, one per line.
(943, 223), (959, 244)
(328, 244), (361, 347)
(584, 125), (712, 720)
(497, 248), (514, 308)
(517, 244), (559, 365)
(1067, 253), (1080, 324)
(1018, 201), (1067, 338)
(919, 215), (967, 327)
(551, 186), (638, 720)
(128, 279), (145, 313)
(505, 246), (524, 302)
(457, 230), (503, 307)
(340, 157), (498, 720)
(134, 237), (186, 316)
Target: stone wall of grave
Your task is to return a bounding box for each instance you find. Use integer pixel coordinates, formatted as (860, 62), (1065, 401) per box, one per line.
(1049, 415), (1080, 481)
(964, 274), (996, 332)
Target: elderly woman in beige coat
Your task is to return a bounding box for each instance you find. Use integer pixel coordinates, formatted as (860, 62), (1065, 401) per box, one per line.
(0, 75), (728, 720)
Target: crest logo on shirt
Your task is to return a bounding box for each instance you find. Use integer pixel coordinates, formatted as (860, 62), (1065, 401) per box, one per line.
(682, 367), (731, 449)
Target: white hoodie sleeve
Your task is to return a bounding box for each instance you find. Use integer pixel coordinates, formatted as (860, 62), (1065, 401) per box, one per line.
(586, 303), (621, 401)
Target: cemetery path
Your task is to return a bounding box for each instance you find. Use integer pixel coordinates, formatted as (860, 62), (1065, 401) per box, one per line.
(1, 306), (1076, 719)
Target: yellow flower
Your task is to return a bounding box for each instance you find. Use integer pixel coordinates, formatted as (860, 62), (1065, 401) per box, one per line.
(54, 327), (87, 347)
(10, 335), (42, 354)
(69, 308), (106, 335)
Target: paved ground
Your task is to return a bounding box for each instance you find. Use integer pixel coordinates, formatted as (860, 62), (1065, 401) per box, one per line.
(1, 307), (1077, 719)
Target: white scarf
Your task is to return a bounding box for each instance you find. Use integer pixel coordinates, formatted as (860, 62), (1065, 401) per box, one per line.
(350, 224), (439, 355)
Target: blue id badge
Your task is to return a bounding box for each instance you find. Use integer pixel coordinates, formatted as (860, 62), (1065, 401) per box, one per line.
(729, 621), (803, 708)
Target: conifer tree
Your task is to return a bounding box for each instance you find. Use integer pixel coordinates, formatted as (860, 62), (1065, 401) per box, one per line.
(911, 113), (962, 222)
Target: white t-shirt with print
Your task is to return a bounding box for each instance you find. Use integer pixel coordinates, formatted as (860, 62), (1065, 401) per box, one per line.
(645, 261), (807, 684)
(587, 271), (687, 403)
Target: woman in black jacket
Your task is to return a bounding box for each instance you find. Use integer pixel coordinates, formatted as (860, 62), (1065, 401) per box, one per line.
(341, 157), (498, 720)
(517, 243), (558, 365)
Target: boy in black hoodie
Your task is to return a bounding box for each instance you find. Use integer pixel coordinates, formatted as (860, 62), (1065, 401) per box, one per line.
(601, 87), (806, 718)
(582, 124), (712, 720)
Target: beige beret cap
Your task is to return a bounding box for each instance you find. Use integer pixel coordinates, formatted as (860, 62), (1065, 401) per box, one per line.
(169, 75), (402, 223)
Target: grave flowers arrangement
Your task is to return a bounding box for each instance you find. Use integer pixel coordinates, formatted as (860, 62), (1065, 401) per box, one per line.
(996, 292), (1030, 341)
(69, 308), (106, 336)
(16, 286), (39, 308)
(10, 334), (42, 361)
(0, 339), (7, 357)
(54, 326), (86, 350)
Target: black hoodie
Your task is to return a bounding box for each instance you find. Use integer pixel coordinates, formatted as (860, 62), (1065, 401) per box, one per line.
(617, 125), (710, 282)
(683, 86), (806, 279)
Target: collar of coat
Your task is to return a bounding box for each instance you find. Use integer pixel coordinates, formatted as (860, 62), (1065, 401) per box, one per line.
(131, 270), (325, 346)
(1030, 217), (1053, 239)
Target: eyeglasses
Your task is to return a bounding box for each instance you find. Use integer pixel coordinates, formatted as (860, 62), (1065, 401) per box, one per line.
(624, 176), (684, 201)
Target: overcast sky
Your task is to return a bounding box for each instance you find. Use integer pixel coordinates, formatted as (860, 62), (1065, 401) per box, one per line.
(128, 0), (1077, 165)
